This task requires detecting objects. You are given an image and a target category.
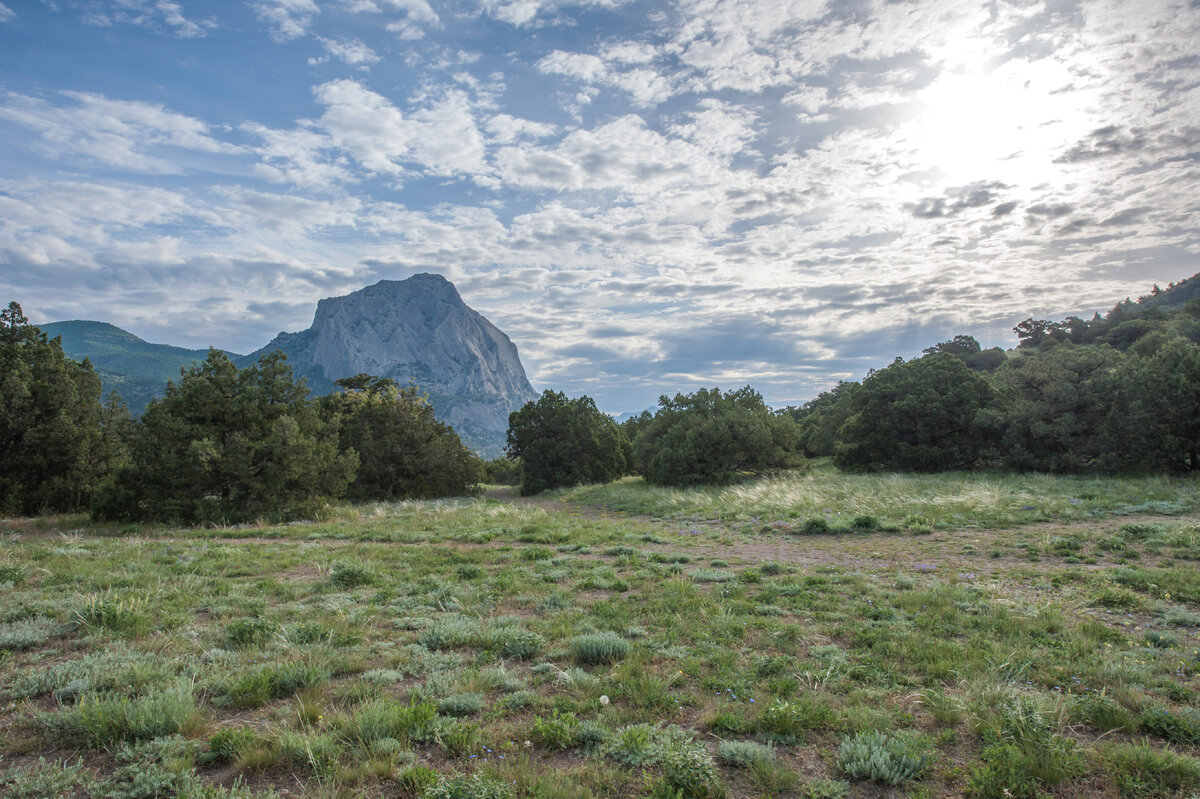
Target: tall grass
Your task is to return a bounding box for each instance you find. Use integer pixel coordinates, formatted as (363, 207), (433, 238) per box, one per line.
(557, 467), (1198, 526)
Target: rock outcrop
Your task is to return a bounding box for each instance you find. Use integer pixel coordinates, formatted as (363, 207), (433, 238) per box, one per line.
(245, 274), (536, 457)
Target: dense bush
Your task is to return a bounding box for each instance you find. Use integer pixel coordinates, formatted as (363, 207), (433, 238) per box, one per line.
(506, 389), (630, 495)
(634, 386), (802, 486)
(0, 302), (129, 515)
(321, 374), (483, 500)
(834, 353), (994, 472)
(94, 350), (355, 524)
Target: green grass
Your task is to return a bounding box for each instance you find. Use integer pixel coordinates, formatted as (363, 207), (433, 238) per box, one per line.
(2, 472), (1199, 798)
(557, 464), (1199, 527)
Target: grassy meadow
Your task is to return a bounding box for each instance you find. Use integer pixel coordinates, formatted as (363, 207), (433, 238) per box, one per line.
(2, 468), (1200, 798)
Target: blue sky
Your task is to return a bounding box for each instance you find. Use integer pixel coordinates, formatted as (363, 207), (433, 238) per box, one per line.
(1, 0), (1198, 413)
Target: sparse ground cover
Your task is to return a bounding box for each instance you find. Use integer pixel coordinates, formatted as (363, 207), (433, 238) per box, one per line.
(2, 470), (1200, 798)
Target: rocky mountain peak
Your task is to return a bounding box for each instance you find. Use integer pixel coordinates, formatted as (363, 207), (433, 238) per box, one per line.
(248, 273), (536, 457)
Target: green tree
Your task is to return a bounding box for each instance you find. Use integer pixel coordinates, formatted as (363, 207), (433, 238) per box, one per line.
(834, 354), (994, 472)
(923, 334), (1006, 372)
(1103, 336), (1200, 471)
(786, 380), (860, 458)
(635, 386), (802, 486)
(322, 375), (483, 500)
(0, 302), (126, 514)
(506, 390), (629, 495)
(95, 349), (355, 523)
(988, 343), (1120, 472)
(619, 409), (654, 473)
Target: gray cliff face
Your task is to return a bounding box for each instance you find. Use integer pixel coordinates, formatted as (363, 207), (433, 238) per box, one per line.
(251, 274), (536, 457)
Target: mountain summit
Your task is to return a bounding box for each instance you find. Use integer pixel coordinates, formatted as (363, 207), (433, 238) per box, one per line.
(244, 274), (536, 456)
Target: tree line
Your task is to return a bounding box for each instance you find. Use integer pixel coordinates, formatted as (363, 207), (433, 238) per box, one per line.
(505, 275), (1200, 492)
(4, 274), (1198, 517)
(1, 302), (482, 521)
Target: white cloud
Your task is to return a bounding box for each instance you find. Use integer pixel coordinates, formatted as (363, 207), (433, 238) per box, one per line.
(380, 0), (438, 25)
(484, 114), (557, 144)
(71, 1), (211, 37)
(537, 49), (676, 106)
(311, 79), (489, 181)
(0, 91), (241, 173)
(243, 122), (352, 188)
(0, 3), (15, 22)
(478, 0), (631, 27)
(153, 1), (208, 37)
(311, 37), (381, 68)
(4, 0), (1199, 413)
(250, 0), (319, 41)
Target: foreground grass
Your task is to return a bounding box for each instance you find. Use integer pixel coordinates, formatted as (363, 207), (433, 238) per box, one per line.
(1, 475), (1199, 798)
(558, 464), (1200, 528)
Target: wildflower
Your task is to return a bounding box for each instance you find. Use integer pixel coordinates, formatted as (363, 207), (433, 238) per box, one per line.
(599, 695), (610, 706)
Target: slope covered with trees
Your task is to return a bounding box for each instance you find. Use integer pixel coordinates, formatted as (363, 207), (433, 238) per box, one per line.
(790, 274), (1200, 473)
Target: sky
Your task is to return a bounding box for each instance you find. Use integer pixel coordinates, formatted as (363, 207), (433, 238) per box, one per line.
(1, 0), (1198, 414)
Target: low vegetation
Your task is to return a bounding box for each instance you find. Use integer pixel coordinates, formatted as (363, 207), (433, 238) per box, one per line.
(2, 471), (1199, 797)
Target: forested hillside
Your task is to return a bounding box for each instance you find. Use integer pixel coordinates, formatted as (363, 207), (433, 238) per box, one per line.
(787, 274), (1200, 473)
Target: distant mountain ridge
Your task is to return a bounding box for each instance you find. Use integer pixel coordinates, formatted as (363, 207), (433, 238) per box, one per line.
(45, 275), (537, 457)
(39, 320), (233, 416)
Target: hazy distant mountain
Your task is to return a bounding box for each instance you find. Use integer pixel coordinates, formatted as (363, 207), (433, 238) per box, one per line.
(243, 274), (536, 457)
(41, 320), (221, 415)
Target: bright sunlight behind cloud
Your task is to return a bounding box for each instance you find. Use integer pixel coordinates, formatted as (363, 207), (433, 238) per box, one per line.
(1, 0), (1197, 412)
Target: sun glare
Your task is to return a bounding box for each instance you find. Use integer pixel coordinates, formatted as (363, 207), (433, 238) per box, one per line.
(909, 56), (1098, 187)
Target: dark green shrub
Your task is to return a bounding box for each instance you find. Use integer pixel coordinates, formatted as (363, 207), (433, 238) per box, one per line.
(96, 350), (354, 524)
(798, 517), (830, 535)
(850, 515), (879, 531)
(226, 617), (272, 648)
(321, 377), (483, 501)
(966, 741), (1044, 798)
(206, 727), (258, 763)
(330, 560), (374, 588)
(635, 386), (802, 487)
(1139, 707), (1200, 745)
(506, 390), (629, 495)
(834, 353), (993, 472)
(1102, 740), (1200, 798)
(532, 710), (580, 750)
(760, 697), (836, 743)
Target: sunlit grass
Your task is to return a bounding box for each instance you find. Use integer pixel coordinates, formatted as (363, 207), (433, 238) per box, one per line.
(557, 463), (1200, 527)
